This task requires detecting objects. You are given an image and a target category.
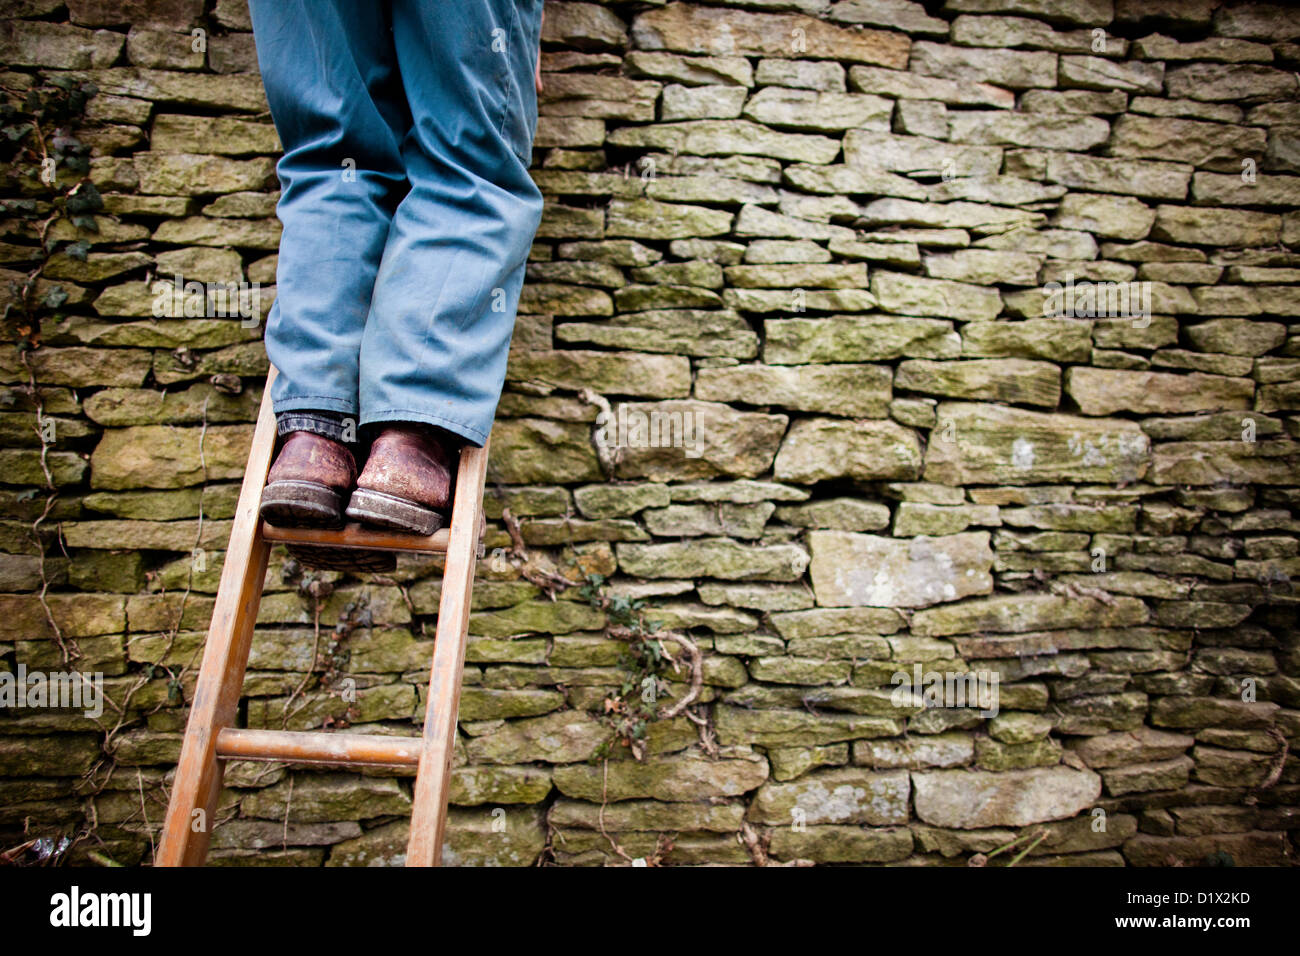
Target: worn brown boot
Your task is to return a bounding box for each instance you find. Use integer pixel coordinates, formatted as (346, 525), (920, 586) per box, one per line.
(345, 424), (453, 536)
(259, 431), (356, 528)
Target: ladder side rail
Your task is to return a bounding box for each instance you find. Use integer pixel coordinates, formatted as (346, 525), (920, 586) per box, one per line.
(405, 438), (491, 866)
(156, 369), (279, 866)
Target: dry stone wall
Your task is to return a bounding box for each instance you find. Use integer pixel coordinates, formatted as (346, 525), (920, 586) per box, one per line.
(1, 0), (1299, 866)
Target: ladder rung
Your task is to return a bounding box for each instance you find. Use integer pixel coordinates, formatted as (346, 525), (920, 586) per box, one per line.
(216, 728), (421, 767)
(261, 520), (450, 554)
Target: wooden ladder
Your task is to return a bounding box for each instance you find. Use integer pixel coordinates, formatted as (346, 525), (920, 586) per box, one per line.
(156, 368), (489, 867)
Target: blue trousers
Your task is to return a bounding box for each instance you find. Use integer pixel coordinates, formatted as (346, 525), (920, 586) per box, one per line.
(248, 0), (544, 447)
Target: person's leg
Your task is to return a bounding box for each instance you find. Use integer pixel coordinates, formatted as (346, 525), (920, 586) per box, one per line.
(248, 0), (409, 428)
(357, 0), (544, 447)
(344, 0), (544, 534)
(249, 0), (409, 530)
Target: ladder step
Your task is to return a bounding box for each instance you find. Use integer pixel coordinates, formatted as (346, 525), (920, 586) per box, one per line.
(261, 520), (450, 554)
(216, 728), (421, 767)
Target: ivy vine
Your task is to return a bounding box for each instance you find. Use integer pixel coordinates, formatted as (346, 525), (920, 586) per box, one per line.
(1, 72), (102, 350)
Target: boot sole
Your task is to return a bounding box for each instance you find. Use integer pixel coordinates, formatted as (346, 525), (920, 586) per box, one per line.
(260, 480), (345, 528)
(345, 488), (445, 536)
(262, 481), (396, 573)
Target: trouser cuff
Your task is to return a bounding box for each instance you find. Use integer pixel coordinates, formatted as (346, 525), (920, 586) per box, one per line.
(276, 410), (354, 445)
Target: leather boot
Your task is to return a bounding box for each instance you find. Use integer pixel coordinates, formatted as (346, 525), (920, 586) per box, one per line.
(260, 431), (356, 528)
(345, 424), (453, 535)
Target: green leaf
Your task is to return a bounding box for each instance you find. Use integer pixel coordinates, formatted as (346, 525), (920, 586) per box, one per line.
(65, 180), (102, 214)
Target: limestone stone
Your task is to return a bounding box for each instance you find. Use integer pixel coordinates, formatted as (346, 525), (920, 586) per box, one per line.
(152, 216), (281, 249)
(897, 358), (1061, 407)
(774, 418), (923, 483)
(872, 271), (1003, 321)
(1038, 153), (1192, 202)
(696, 363), (891, 417)
(470, 600), (605, 638)
(764, 316), (961, 364)
(1149, 697), (1279, 730)
(912, 767), (1102, 828)
(949, 112), (1110, 150)
(1122, 832), (1290, 868)
(617, 538), (808, 581)
(909, 42), (1057, 89)
(1108, 115), (1267, 171)
(748, 767), (909, 825)
(608, 120), (841, 165)
(912, 593), (1149, 637)
(661, 84), (748, 121)
(767, 744), (849, 782)
(573, 483), (670, 519)
(1067, 726), (1194, 768)
(1152, 205), (1282, 247)
(149, 114), (279, 155)
(557, 309), (757, 359)
(606, 198), (733, 239)
(624, 51), (754, 87)
(542, 1), (628, 50)
(743, 87), (892, 132)
(487, 419), (602, 484)
(714, 705), (903, 746)
(843, 130), (1003, 178)
(769, 825), (913, 863)
(724, 263), (867, 289)
(0, 20), (123, 69)
(893, 503), (999, 536)
(831, 0), (950, 34)
(631, 4), (910, 67)
(643, 502), (773, 539)
(1192, 171), (1300, 207)
(1165, 63), (1297, 102)
(942, 0), (1114, 26)
(961, 318), (1092, 362)
(1054, 193), (1155, 240)
(774, 498), (891, 531)
(925, 403), (1150, 485)
(89, 423), (251, 489)
(552, 750), (769, 802)
(755, 57), (846, 91)
(540, 74), (661, 122)
(442, 807), (548, 867)
(463, 712), (608, 765)
(861, 199), (1042, 235)
(749, 656), (851, 684)
(949, 14), (1109, 53)
(241, 774), (410, 823)
(1060, 55), (1164, 93)
(610, 400), (788, 481)
(698, 583), (813, 612)
(1102, 757), (1195, 795)
(1066, 368), (1254, 415)
(853, 733), (974, 769)
(809, 530), (994, 608)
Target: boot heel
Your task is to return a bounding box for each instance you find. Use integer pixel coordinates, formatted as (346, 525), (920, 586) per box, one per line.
(345, 488), (445, 536)
(260, 479), (345, 528)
